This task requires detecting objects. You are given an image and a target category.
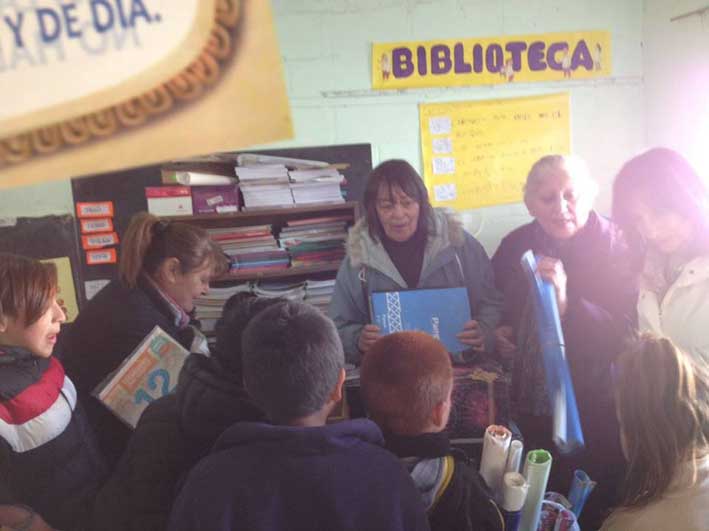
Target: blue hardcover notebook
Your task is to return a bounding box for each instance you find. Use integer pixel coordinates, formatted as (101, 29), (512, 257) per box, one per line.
(370, 287), (471, 357)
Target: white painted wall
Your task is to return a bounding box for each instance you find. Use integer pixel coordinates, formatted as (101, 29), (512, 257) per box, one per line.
(0, 0), (655, 254)
(643, 1), (709, 180)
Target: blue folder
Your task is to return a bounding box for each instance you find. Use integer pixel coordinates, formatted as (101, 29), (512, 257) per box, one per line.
(520, 250), (584, 454)
(370, 287), (471, 360)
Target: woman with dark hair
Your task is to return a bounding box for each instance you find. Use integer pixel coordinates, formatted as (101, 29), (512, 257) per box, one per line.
(613, 147), (709, 365)
(329, 159), (502, 364)
(58, 211), (227, 468)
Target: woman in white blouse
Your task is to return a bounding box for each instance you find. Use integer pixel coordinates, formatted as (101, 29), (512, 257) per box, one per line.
(613, 147), (709, 365)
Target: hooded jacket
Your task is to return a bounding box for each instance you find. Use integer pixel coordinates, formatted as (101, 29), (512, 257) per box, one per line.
(0, 346), (106, 531)
(329, 208), (502, 363)
(92, 353), (264, 531)
(169, 419), (431, 531)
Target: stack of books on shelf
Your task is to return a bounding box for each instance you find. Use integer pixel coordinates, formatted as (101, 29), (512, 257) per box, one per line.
(278, 216), (349, 268)
(304, 279), (337, 313)
(253, 279), (307, 301)
(234, 164), (294, 209)
(288, 168), (345, 205)
(194, 284), (252, 334)
(207, 225), (290, 275)
(158, 163), (240, 215)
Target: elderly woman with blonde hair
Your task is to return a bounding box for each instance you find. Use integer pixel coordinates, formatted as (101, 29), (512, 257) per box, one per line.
(491, 154), (637, 528)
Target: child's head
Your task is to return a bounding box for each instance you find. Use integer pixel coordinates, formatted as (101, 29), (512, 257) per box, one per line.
(119, 212), (228, 311)
(0, 253), (66, 357)
(241, 301), (345, 425)
(360, 331), (453, 436)
(213, 292), (286, 378)
(614, 333), (709, 508)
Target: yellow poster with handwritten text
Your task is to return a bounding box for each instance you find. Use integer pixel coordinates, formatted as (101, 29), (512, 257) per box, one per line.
(420, 93), (570, 210)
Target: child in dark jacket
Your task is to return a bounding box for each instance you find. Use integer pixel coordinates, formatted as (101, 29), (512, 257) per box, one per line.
(93, 292), (283, 531)
(360, 331), (504, 531)
(0, 253), (106, 531)
(169, 301), (430, 531)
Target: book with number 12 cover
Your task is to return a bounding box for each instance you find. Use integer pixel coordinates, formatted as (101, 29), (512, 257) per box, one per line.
(370, 287), (471, 359)
(92, 326), (189, 429)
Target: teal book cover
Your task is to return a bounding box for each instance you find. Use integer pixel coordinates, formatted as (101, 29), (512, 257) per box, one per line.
(370, 287), (471, 355)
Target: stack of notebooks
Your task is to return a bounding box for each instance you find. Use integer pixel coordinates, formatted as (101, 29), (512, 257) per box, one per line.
(207, 225), (290, 275)
(288, 168), (345, 205)
(253, 279), (307, 301)
(161, 163), (240, 215)
(234, 164), (294, 209)
(304, 278), (337, 313)
(278, 216), (349, 268)
(194, 284), (253, 334)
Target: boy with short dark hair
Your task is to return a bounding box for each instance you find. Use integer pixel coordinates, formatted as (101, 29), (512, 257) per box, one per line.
(360, 331), (504, 531)
(168, 300), (429, 531)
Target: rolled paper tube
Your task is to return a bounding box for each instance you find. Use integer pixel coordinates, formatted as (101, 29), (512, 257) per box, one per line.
(520, 251), (584, 454)
(519, 449), (552, 531)
(502, 472), (529, 512)
(479, 424), (512, 499)
(568, 469), (597, 518)
(501, 472), (528, 531)
(505, 439), (524, 474)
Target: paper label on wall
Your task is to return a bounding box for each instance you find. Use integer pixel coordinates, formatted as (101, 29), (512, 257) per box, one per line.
(40, 257), (79, 323)
(432, 157), (456, 175)
(429, 116), (452, 135)
(420, 93), (570, 210)
(432, 138), (453, 154)
(84, 279), (111, 301)
(434, 183), (457, 202)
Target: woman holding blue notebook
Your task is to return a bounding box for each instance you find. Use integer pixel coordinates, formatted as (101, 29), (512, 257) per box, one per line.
(329, 159), (502, 365)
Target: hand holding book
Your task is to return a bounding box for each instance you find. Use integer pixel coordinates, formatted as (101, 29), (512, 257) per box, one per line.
(456, 319), (485, 351)
(358, 324), (382, 353)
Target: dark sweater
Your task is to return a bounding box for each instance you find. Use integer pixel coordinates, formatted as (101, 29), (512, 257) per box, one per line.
(92, 353), (264, 531)
(57, 276), (195, 468)
(169, 419), (431, 531)
(386, 431), (504, 531)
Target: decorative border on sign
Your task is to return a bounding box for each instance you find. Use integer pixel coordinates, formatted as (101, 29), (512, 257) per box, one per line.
(0, 0), (240, 166)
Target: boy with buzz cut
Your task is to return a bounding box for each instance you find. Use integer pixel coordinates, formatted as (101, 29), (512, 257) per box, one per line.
(168, 301), (430, 531)
(360, 331), (504, 531)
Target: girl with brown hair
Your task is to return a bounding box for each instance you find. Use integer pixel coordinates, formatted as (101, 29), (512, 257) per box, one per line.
(58, 212), (226, 468)
(601, 333), (709, 530)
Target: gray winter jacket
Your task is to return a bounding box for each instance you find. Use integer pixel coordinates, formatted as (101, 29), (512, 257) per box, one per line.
(328, 208), (502, 363)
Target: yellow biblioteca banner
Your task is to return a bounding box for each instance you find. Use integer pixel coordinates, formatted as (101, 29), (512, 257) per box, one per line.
(419, 92), (570, 210)
(373, 31), (610, 90)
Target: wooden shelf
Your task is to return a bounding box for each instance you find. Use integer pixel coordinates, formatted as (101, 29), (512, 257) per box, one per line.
(215, 262), (341, 282)
(163, 201), (359, 222)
